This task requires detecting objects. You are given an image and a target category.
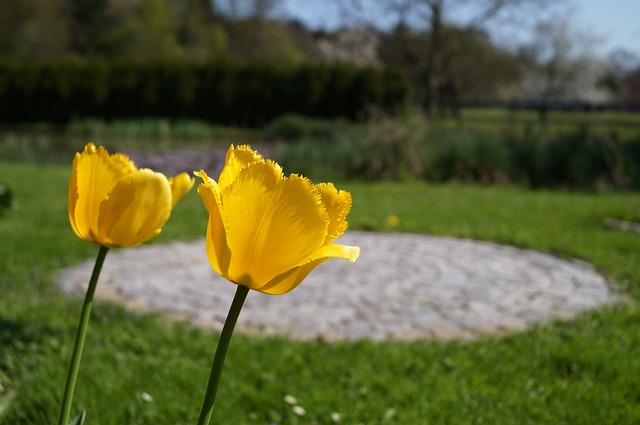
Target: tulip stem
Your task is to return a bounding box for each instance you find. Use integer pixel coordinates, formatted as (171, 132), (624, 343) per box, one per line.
(58, 245), (109, 425)
(197, 285), (250, 425)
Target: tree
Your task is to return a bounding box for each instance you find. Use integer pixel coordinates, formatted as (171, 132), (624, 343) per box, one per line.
(0, 0), (70, 59)
(169, 0), (228, 60)
(602, 48), (640, 106)
(438, 26), (522, 106)
(518, 15), (614, 109)
(107, 0), (181, 59)
(379, 23), (521, 112)
(215, 0), (282, 19)
(224, 18), (306, 63)
(378, 24), (430, 105)
(68, 0), (113, 56)
(344, 0), (557, 114)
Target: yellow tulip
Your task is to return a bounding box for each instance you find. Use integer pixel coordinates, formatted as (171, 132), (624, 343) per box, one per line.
(68, 143), (194, 248)
(196, 144), (360, 295)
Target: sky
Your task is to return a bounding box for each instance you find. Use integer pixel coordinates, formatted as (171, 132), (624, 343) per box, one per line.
(575, 0), (640, 55)
(279, 0), (640, 58)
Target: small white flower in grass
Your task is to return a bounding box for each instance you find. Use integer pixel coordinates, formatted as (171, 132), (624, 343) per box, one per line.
(384, 408), (396, 419)
(141, 392), (153, 402)
(331, 412), (342, 422)
(292, 405), (306, 416)
(284, 394), (297, 405)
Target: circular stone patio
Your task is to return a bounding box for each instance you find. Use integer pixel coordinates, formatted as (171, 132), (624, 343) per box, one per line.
(56, 231), (621, 341)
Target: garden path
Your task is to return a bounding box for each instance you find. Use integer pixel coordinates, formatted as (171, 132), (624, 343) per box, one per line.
(56, 231), (621, 341)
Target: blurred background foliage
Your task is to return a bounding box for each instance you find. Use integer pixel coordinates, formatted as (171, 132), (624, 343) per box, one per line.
(1, 0), (638, 113)
(272, 111), (640, 190)
(1, 0), (640, 191)
(0, 60), (409, 125)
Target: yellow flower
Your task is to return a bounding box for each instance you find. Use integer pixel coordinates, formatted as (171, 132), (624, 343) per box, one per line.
(68, 143), (194, 248)
(386, 215), (400, 228)
(196, 144), (360, 295)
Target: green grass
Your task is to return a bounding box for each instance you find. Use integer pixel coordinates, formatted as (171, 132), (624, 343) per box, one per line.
(2, 161), (640, 424)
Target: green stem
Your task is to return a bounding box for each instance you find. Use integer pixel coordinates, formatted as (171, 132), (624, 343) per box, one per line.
(58, 245), (109, 425)
(196, 285), (250, 425)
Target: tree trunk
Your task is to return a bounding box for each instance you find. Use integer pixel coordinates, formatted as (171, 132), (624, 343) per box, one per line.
(424, 1), (442, 116)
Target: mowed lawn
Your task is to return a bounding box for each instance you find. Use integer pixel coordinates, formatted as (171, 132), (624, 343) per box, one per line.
(1, 161), (640, 424)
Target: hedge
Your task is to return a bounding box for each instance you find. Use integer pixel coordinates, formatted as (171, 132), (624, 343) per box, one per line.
(0, 60), (409, 126)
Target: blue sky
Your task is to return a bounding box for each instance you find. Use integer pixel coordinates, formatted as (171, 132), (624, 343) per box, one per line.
(280, 0), (640, 57)
(575, 0), (640, 54)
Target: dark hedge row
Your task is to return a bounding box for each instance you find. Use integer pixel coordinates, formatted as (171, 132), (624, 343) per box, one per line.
(0, 60), (409, 126)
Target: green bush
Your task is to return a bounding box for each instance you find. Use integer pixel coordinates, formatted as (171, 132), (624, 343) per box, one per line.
(354, 113), (426, 180)
(274, 135), (361, 180)
(421, 123), (640, 189)
(503, 125), (545, 187)
(263, 114), (360, 142)
(424, 131), (509, 184)
(0, 182), (12, 217)
(273, 114), (426, 181)
(618, 139), (640, 187)
(273, 114), (640, 189)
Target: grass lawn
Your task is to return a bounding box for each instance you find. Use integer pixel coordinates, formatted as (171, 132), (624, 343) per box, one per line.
(1, 161), (640, 424)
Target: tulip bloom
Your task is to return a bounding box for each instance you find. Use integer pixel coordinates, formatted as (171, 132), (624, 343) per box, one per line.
(196, 144), (360, 295)
(68, 143), (194, 248)
(195, 145), (359, 425)
(59, 143), (193, 425)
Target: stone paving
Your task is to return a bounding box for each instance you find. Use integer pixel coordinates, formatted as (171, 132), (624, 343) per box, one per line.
(56, 231), (622, 341)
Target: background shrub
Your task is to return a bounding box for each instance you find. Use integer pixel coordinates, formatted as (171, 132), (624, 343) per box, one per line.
(0, 182), (12, 217)
(263, 114), (359, 143)
(354, 113), (426, 180)
(273, 114), (640, 189)
(274, 136), (361, 180)
(423, 131), (509, 184)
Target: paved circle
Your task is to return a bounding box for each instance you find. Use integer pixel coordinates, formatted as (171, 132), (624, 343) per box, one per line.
(56, 231), (620, 341)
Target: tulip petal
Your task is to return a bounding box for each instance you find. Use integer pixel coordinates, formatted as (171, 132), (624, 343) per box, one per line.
(218, 144), (264, 189)
(316, 182), (352, 244)
(195, 170), (231, 278)
(259, 243), (360, 295)
(69, 143), (136, 243)
(169, 172), (195, 207)
(106, 151), (137, 175)
(98, 169), (172, 247)
(259, 258), (329, 295)
(68, 151), (83, 240)
(222, 161), (329, 288)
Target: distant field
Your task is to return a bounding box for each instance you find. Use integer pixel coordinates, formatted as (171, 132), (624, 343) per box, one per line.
(447, 108), (640, 141)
